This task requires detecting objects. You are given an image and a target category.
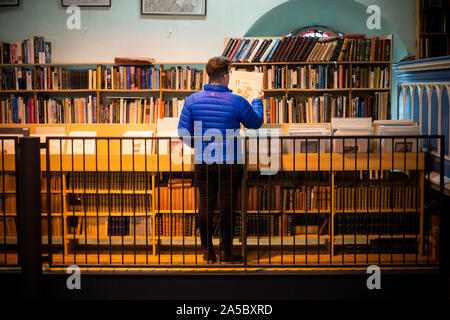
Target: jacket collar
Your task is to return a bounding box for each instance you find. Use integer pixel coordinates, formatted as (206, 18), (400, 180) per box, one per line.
(204, 84), (232, 92)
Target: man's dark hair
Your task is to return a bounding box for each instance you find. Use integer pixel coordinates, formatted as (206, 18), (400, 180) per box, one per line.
(206, 56), (231, 82)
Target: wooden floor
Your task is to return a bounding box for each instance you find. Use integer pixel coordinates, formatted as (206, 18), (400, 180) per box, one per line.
(0, 249), (438, 268)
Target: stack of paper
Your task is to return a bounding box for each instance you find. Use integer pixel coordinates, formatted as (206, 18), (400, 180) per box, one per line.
(283, 125), (331, 154)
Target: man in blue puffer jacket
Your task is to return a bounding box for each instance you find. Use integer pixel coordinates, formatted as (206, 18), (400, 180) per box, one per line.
(178, 56), (264, 264)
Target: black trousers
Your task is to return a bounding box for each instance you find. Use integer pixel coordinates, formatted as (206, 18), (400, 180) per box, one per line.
(195, 163), (243, 252)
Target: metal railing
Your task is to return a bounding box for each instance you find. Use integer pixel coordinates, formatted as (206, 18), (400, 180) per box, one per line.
(0, 137), (19, 268)
(40, 135), (445, 270)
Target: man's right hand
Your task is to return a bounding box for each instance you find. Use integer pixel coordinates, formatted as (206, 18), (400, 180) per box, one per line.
(256, 91), (265, 100)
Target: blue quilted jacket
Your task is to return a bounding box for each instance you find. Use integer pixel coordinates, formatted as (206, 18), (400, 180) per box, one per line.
(177, 84), (264, 163)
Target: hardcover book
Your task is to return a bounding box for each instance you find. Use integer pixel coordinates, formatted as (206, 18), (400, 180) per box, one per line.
(228, 70), (263, 103)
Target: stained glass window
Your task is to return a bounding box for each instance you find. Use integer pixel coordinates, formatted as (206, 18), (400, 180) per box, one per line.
(287, 26), (344, 38)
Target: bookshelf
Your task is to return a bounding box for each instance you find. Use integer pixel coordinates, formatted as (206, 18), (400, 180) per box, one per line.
(415, 0), (450, 59)
(1, 34), (431, 263)
(0, 133), (427, 260)
(1, 36), (393, 125)
(225, 35), (393, 124)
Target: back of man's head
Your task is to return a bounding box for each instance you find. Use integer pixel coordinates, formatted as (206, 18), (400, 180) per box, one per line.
(206, 56), (231, 83)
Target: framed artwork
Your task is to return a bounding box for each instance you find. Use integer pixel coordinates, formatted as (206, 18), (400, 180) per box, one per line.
(141, 0), (206, 16)
(0, 0), (19, 6)
(61, 0), (111, 7)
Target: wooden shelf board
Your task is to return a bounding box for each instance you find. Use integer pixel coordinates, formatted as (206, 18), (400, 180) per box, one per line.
(158, 237), (241, 246)
(334, 209), (420, 213)
(160, 89), (201, 92)
(0, 238), (18, 245)
(64, 211), (154, 217)
(35, 89), (97, 93)
(0, 90), (34, 93)
(351, 88), (390, 91)
(66, 189), (153, 194)
(334, 234), (417, 244)
(99, 89), (159, 92)
(287, 89), (349, 92)
(154, 210), (198, 214)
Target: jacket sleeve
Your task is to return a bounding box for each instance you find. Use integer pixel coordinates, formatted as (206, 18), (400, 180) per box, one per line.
(237, 97), (264, 129)
(177, 97), (194, 147)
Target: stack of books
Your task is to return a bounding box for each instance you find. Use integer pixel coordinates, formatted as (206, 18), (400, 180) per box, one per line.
(222, 35), (392, 63)
(1, 36), (51, 64)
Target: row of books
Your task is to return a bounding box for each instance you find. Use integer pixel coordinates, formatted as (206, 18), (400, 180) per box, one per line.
(1, 36), (51, 64)
(262, 97), (327, 124)
(247, 213), (329, 237)
(3, 94), (390, 126)
(35, 67), (93, 90)
(100, 98), (153, 124)
(0, 65), (389, 92)
(334, 186), (421, 211)
(262, 93), (389, 124)
(41, 216), (63, 237)
(0, 173), (16, 192)
(108, 216), (131, 236)
(222, 35), (392, 63)
(98, 65), (160, 90)
(41, 173), (62, 192)
(287, 65), (349, 90)
(158, 98), (185, 119)
(67, 172), (153, 191)
(0, 96), (98, 124)
(41, 194), (62, 214)
(0, 96), (34, 124)
(0, 195), (16, 213)
(369, 238), (418, 254)
(248, 65), (285, 89)
(420, 12), (447, 33)
(154, 186), (198, 211)
(39, 96), (98, 124)
(0, 217), (17, 237)
(282, 187), (332, 211)
(243, 64), (390, 90)
(100, 97), (173, 124)
(243, 186), (332, 212)
(157, 213), (198, 237)
(351, 66), (390, 89)
(307, 36), (392, 62)
(350, 92), (390, 121)
(62, 216), (154, 237)
(78, 184), (421, 214)
(246, 213), (281, 237)
(68, 193), (152, 213)
(262, 95), (348, 124)
(161, 66), (208, 90)
(420, 0), (446, 8)
(237, 185), (280, 211)
(0, 67), (33, 90)
(334, 212), (420, 235)
(419, 37), (448, 59)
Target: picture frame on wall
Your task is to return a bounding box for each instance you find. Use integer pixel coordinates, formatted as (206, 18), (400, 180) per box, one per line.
(141, 0), (206, 16)
(0, 0), (19, 6)
(61, 0), (111, 7)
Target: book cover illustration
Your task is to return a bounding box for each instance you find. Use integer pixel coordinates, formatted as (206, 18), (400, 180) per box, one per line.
(228, 70), (263, 103)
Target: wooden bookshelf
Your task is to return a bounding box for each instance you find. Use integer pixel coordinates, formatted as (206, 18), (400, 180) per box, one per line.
(1, 34), (432, 265)
(1, 34), (393, 125)
(415, 0), (450, 59)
